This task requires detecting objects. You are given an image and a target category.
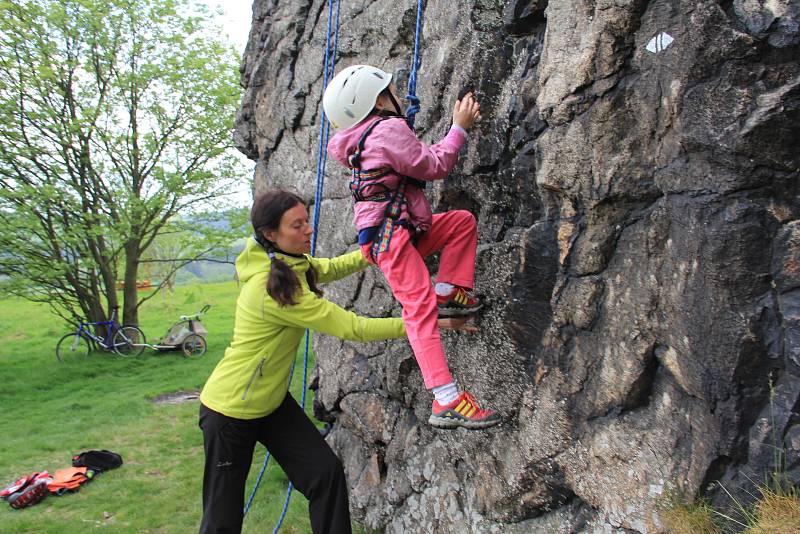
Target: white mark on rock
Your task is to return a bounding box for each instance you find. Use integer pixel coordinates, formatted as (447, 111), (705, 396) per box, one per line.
(646, 32), (675, 53)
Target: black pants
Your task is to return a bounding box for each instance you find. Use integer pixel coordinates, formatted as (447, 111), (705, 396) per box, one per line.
(199, 395), (351, 534)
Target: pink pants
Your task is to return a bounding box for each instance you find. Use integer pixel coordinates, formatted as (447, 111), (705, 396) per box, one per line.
(360, 210), (477, 389)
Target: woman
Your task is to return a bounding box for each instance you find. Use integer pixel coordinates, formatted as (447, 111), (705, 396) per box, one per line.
(198, 189), (407, 533)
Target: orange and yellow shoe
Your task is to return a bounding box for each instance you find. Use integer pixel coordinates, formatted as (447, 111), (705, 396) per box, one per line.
(429, 391), (501, 429)
(436, 287), (483, 317)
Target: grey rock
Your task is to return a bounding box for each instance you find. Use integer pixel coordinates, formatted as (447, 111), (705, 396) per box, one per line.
(732, 0), (800, 48)
(236, 0), (800, 532)
(774, 221), (800, 292)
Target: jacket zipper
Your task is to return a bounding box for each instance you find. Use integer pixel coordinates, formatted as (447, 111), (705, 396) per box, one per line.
(242, 358), (266, 401)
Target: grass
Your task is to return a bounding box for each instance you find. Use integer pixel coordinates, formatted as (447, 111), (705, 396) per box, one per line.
(662, 451), (799, 534)
(744, 485), (800, 533)
(663, 485), (800, 534)
(662, 375), (799, 534)
(661, 495), (723, 534)
(0, 281), (332, 533)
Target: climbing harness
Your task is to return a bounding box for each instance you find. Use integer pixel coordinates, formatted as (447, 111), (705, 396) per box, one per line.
(349, 166), (392, 202)
(346, 116), (422, 261)
(348, 117), (393, 203)
(371, 178), (409, 259)
(244, 0), (426, 530)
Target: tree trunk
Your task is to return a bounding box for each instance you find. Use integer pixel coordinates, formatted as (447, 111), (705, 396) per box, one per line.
(88, 296), (110, 339)
(122, 240), (140, 326)
(65, 269), (109, 335)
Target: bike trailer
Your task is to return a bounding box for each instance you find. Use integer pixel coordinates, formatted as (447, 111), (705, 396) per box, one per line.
(158, 304), (210, 346)
(161, 319), (208, 346)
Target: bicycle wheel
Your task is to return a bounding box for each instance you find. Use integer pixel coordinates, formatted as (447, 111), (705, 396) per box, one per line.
(181, 334), (207, 358)
(56, 333), (91, 362)
(112, 326), (146, 357)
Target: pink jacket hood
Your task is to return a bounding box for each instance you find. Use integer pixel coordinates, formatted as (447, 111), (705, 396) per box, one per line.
(326, 115), (384, 170)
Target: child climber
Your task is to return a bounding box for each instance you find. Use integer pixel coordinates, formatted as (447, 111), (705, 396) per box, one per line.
(323, 65), (500, 430)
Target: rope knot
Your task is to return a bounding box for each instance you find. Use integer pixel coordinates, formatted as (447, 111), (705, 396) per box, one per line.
(405, 94), (421, 128)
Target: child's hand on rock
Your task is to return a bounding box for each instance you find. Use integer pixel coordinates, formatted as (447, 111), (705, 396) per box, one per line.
(453, 92), (481, 131)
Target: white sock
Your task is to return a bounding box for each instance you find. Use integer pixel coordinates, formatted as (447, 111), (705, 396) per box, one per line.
(434, 282), (455, 296)
(432, 382), (459, 405)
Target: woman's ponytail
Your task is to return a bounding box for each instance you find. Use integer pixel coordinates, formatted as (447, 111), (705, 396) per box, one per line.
(305, 265), (322, 298)
(263, 241), (303, 306)
(252, 190), (323, 307)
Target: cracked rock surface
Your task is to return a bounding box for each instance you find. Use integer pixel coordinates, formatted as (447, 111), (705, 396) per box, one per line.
(235, 1), (800, 532)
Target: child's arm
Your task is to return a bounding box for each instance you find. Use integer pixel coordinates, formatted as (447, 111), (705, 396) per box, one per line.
(376, 122), (465, 181)
(375, 93), (482, 181)
(307, 250), (368, 284)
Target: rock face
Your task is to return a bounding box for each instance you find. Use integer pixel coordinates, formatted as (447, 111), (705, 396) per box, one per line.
(235, 1), (800, 532)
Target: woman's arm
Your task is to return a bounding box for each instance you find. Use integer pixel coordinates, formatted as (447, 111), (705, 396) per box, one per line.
(307, 249), (368, 284)
(265, 290), (405, 342)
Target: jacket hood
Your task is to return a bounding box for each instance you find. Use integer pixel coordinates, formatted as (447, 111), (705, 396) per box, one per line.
(327, 115), (405, 168)
(236, 237), (310, 284)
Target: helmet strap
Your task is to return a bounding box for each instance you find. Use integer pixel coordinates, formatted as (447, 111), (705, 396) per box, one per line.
(374, 109), (401, 118)
(387, 92), (404, 117)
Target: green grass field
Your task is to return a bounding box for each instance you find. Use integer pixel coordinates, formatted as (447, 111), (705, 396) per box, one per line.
(0, 281), (329, 533)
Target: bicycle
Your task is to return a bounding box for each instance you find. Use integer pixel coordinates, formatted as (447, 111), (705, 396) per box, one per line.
(55, 306), (146, 362)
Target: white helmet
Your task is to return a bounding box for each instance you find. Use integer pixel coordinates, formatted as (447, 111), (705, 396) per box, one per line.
(322, 65), (392, 130)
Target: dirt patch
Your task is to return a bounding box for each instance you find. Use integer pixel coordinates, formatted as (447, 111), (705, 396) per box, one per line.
(150, 390), (200, 405)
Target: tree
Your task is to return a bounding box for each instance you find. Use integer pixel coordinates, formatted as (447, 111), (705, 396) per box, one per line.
(0, 0), (248, 326)
(137, 207), (249, 290)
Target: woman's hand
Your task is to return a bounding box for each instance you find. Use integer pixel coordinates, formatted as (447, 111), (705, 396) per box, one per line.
(453, 92), (482, 131)
(438, 317), (479, 334)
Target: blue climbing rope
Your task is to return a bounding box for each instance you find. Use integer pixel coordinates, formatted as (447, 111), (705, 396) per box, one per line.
(311, 0), (342, 253)
(244, 0), (425, 529)
(405, 0), (425, 128)
(242, 0), (342, 529)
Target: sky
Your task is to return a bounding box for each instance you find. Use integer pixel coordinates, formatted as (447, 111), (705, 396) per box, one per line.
(196, 1), (256, 206)
(199, 1), (253, 56)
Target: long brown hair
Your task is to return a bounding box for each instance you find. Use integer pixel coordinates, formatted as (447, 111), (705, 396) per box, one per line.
(251, 190), (322, 306)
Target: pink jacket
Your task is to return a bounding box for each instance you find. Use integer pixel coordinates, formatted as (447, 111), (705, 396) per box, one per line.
(327, 116), (467, 232)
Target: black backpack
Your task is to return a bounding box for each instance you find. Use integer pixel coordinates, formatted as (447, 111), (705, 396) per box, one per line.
(71, 450), (123, 473)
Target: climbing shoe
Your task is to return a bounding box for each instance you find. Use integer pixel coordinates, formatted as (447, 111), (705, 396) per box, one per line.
(429, 391), (501, 429)
(436, 287), (482, 317)
(8, 480), (48, 509)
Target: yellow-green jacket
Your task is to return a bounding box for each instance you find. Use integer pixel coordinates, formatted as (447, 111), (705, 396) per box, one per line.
(200, 238), (406, 419)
